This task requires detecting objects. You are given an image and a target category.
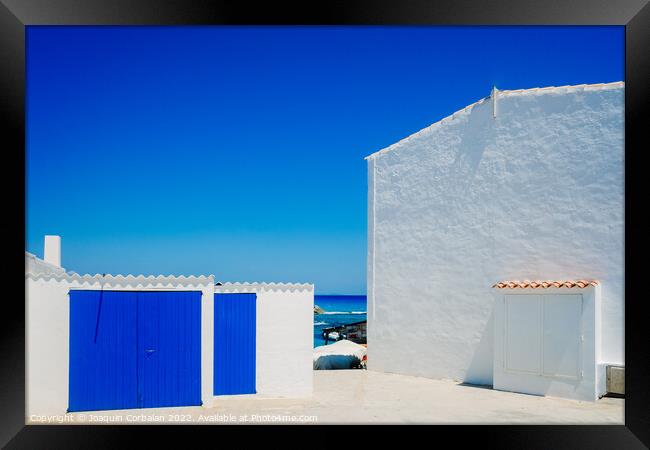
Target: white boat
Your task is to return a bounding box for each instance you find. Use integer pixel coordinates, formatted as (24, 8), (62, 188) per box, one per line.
(326, 331), (340, 341)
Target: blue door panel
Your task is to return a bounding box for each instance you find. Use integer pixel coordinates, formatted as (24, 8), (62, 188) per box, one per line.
(137, 291), (202, 408)
(214, 293), (256, 395)
(69, 290), (202, 412)
(69, 291), (138, 412)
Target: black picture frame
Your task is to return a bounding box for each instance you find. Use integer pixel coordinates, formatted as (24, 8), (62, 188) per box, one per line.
(2, 0), (649, 447)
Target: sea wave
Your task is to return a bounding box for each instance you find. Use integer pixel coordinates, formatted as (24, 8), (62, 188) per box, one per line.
(320, 311), (366, 315)
(314, 321), (328, 326)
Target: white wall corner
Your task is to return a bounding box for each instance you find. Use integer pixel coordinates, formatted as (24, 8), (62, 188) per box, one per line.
(593, 284), (606, 398)
(201, 283), (215, 408)
(367, 157), (376, 322)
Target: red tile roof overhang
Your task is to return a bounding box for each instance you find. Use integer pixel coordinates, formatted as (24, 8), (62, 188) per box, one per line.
(492, 280), (599, 289)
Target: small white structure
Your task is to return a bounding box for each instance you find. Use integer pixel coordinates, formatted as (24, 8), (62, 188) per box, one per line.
(43, 235), (61, 267)
(492, 280), (601, 401)
(365, 82), (624, 401)
(26, 237), (314, 417)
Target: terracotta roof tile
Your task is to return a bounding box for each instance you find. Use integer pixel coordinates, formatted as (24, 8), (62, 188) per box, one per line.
(492, 280), (599, 289)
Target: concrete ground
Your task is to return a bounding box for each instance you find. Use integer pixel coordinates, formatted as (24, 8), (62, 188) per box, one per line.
(59, 370), (623, 425)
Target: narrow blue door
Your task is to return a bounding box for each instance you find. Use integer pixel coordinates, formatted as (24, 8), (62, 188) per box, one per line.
(69, 290), (202, 412)
(214, 293), (256, 395)
(69, 291), (138, 412)
(137, 291), (202, 408)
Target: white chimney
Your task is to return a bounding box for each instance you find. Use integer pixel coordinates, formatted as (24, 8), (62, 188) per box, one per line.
(44, 235), (61, 267)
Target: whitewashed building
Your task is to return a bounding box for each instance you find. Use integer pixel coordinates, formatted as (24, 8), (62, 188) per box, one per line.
(26, 236), (314, 417)
(366, 82), (624, 401)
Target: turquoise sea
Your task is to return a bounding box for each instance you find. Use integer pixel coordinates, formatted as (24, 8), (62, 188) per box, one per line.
(314, 295), (367, 347)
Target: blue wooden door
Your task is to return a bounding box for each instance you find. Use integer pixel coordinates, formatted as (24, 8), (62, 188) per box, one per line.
(69, 291), (202, 412)
(69, 291), (138, 412)
(214, 293), (256, 395)
(137, 291), (202, 408)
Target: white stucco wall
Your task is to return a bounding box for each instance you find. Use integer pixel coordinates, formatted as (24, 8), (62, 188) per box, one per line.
(214, 283), (314, 398)
(367, 82), (624, 386)
(26, 271), (215, 418)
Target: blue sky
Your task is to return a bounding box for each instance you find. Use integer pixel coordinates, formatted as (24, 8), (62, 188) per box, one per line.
(26, 26), (624, 294)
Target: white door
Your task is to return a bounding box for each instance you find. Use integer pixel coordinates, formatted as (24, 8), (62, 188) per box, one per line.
(542, 295), (582, 379)
(505, 295), (541, 374)
(504, 294), (582, 378)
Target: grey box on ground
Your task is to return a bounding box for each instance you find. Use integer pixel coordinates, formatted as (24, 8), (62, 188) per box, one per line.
(606, 365), (625, 395)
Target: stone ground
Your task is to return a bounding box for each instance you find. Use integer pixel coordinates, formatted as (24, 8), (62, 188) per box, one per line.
(58, 370), (623, 425)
